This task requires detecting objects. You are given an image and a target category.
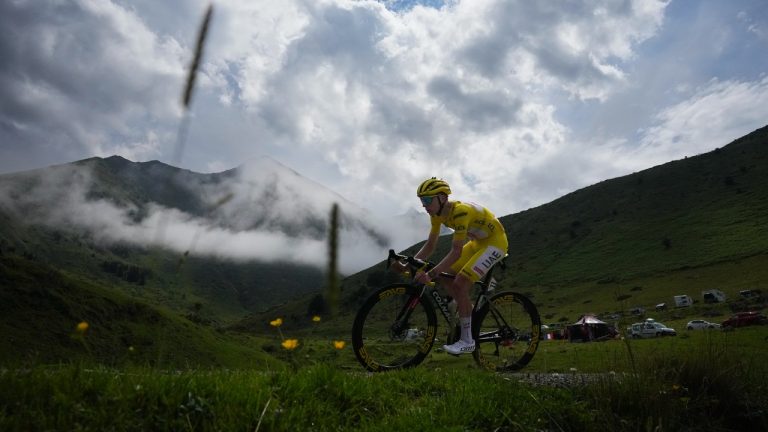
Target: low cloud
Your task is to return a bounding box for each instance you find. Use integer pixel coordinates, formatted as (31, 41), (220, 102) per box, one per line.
(0, 160), (428, 274)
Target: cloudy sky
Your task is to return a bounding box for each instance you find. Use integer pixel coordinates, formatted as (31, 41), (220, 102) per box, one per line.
(2, 0), (767, 221)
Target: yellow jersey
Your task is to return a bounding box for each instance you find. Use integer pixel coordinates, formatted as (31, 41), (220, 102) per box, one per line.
(429, 201), (505, 242)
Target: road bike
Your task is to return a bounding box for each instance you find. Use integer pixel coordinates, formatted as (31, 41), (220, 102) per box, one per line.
(352, 250), (541, 372)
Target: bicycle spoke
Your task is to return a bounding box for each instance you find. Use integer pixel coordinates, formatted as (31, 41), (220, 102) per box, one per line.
(473, 292), (541, 372)
(352, 284), (437, 372)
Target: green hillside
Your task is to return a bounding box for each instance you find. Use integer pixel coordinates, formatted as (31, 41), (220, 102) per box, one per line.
(2, 125), (767, 366)
(0, 253), (283, 368)
(501, 127), (768, 286)
(0, 156), (326, 323)
(239, 125), (768, 332)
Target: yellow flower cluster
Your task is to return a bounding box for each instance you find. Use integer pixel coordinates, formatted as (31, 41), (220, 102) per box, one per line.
(269, 316), (346, 352)
(76, 321), (89, 334)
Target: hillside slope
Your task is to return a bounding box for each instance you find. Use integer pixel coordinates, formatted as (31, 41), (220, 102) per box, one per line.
(0, 254), (281, 368)
(0, 155), (394, 322)
(238, 125), (768, 331)
(2, 126), (766, 364)
(500, 124), (768, 286)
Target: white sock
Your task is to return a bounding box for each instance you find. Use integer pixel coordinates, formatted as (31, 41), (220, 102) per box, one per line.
(460, 317), (472, 342)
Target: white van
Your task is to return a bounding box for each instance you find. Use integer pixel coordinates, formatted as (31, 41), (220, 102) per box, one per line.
(628, 319), (677, 338)
(673, 295), (692, 308)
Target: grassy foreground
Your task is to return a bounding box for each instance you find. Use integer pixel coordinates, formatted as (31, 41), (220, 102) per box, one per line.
(2, 328), (767, 431)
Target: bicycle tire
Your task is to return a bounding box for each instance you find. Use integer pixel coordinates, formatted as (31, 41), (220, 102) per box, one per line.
(472, 291), (541, 372)
(352, 284), (438, 372)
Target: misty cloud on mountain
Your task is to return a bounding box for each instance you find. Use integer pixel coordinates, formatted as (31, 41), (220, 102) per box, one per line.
(0, 157), (428, 273)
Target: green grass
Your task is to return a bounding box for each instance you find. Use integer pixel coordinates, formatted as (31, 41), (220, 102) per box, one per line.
(2, 327), (767, 431)
(0, 254), (285, 370)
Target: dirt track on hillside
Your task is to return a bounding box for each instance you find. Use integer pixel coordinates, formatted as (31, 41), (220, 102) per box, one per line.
(505, 372), (624, 387)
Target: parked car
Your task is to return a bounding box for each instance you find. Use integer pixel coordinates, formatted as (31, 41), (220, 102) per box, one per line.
(628, 319), (677, 338)
(739, 289), (762, 299)
(721, 311), (768, 328)
(686, 319), (721, 330)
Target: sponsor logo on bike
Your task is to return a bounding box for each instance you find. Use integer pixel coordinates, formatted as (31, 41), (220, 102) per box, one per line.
(378, 287), (406, 300)
(432, 290), (452, 320)
(527, 326), (540, 354)
(477, 354), (496, 372)
(418, 325), (436, 353)
(524, 323), (541, 354)
(493, 294), (516, 305)
(357, 347), (380, 372)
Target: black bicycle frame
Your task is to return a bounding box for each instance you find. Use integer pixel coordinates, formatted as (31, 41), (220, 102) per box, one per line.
(387, 248), (516, 342)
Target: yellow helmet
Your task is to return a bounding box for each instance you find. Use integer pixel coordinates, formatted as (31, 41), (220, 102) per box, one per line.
(416, 177), (451, 197)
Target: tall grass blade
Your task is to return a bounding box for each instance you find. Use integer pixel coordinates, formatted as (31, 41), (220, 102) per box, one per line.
(173, 3), (213, 166)
(156, 4), (214, 245)
(326, 203), (340, 316)
(182, 3), (213, 110)
(254, 398), (271, 432)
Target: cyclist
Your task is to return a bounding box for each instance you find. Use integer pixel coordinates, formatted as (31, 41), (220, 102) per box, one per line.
(398, 177), (508, 355)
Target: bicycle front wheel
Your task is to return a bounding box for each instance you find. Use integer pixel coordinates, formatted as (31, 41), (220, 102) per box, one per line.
(352, 284), (437, 372)
(472, 291), (541, 372)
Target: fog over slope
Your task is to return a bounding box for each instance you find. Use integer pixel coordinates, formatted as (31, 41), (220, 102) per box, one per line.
(0, 156), (430, 273)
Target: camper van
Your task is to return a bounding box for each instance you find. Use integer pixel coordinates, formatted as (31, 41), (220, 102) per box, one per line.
(702, 289), (726, 303)
(674, 295), (692, 308)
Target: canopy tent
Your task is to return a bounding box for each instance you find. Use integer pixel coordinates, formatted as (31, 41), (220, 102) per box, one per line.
(566, 315), (618, 342)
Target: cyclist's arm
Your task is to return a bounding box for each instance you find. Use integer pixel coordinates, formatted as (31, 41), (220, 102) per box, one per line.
(414, 231), (439, 261)
(429, 237), (463, 277)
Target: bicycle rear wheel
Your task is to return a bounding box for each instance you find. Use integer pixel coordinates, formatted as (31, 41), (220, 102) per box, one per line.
(352, 284), (437, 372)
(472, 291), (541, 372)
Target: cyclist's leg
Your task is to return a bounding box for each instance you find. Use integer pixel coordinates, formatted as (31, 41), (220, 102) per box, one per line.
(452, 238), (508, 347)
(446, 241), (480, 316)
(457, 235), (507, 283)
(442, 243), (481, 355)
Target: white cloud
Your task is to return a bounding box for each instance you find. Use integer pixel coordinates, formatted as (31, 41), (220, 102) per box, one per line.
(520, 76), (768, 199)
(0, 159), (429, 273)
(0, 0), (186, 169)
(2, 0), (766, 262)
(636, 76), (768, 165)
(185, 0), (669, 217)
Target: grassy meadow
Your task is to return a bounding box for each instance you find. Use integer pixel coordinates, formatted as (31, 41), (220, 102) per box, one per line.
(2, 123), (767, 430)
(1, 322), (767, 431)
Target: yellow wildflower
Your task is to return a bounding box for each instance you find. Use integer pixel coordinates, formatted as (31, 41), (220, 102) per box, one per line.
(76, 321), (89, 334)
(333, 340), (346, 350)
(282, 339), (299, 350)
(270, 318), (283, 327)
(312, 315), (321, 323)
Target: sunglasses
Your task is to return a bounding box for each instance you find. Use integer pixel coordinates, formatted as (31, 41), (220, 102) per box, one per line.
(420, 195), (436, 206)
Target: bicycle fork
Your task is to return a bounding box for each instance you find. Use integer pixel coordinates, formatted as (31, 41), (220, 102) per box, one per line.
(389, 294), (422, 339)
